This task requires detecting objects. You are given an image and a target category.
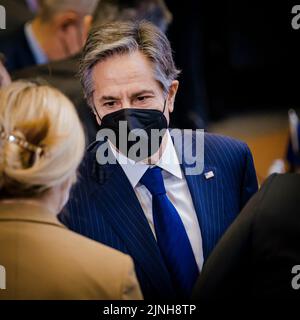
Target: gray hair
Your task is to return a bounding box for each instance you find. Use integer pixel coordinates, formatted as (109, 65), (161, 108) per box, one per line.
(79, 21), (180, 108)
(38, 0), (99, 20)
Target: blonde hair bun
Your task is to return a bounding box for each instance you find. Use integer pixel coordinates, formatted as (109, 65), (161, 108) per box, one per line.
(0, 80), (85, 198)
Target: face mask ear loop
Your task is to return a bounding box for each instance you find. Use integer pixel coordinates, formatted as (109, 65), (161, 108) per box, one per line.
(162, 97), (167, 114)
(93, 106), (102, 122)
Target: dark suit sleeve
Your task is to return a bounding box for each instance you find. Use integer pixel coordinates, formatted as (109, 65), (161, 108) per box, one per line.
(192, 174), (276, 300)
(240, 143), (259, 209)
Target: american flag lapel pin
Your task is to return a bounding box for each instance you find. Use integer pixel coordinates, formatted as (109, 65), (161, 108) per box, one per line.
(204, 170), (215, 180)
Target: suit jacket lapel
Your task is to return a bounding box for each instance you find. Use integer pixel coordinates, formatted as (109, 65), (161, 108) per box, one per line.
(88, 155), (174, 296)
(172, 130), (225, 260)
(184, 165), (224, 260)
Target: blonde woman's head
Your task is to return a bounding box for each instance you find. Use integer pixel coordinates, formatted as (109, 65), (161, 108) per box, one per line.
(0, 80), (85, 200)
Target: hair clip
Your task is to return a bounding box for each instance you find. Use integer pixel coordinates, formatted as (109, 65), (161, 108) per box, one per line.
(0, 130), (44, 156)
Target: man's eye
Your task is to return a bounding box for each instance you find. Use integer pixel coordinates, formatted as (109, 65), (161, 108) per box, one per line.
(104, 101), (116, 107)
(137, 96), (150, 101)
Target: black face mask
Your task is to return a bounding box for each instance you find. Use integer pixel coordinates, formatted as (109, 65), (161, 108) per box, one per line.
(96, 102), (168, 161)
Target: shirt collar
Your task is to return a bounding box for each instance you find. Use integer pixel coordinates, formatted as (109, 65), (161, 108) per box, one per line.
(24, 22), (48, 65)
(109, 130), (183, 188)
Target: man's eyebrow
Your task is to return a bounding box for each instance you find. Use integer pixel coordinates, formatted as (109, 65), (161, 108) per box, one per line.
(99, 95), (120, 102)
(131, 90), (155, 99)
(99, 90), (155, 103)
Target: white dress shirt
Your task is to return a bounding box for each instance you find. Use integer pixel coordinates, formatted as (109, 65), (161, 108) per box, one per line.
(109, 131), (204, 271)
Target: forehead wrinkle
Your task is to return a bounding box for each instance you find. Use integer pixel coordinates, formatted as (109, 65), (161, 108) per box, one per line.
(92, 51), (155, 81)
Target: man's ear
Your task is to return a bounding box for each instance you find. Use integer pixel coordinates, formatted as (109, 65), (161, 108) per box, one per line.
(95, 113), (101, 126)
(53, 11), (81, 32)
(167, 80), (179, 113)
(92, 106), (101, 125)
(82, 15), (93, 42)
(54, 11), (86, 57)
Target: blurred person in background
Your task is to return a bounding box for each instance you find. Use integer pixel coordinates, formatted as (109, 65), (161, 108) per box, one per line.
(268, 109), (300, 176)
(0, 0), (98, 72)
(286, 109), (300, 173)
(12, 0), (172, 143)
(0, 80), (142, 300)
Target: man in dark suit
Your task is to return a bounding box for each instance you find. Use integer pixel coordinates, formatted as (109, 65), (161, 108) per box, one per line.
(59, 21), (258, 300)
(192, 173), (300, 299)
(0, 0), (97, 72)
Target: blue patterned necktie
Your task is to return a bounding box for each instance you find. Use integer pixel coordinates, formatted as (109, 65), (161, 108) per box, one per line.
(140, 166), (199, 298)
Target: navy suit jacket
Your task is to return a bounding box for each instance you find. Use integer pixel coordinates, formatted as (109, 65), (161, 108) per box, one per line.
(59, 131), (258, 300)
(0, 26), (35, 72)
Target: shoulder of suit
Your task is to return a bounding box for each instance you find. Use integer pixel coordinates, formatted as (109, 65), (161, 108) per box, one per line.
(45, 226), (134, 285)
(170, 129), (247, 146)
(203, 132), (248, 150)
(58, 226), (131, 263)
(10, 224), (134, 299)
(63, 229), (135, 298)
(261, 173), (300, 195)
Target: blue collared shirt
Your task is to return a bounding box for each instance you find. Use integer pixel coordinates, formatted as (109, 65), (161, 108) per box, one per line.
(24, 22), (48, 65)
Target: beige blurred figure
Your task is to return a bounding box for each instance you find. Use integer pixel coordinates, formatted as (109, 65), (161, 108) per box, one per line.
(0, 81), (142, 300)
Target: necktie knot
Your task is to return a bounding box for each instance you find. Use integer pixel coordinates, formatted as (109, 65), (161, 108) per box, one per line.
(140, 167), (166, 196)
